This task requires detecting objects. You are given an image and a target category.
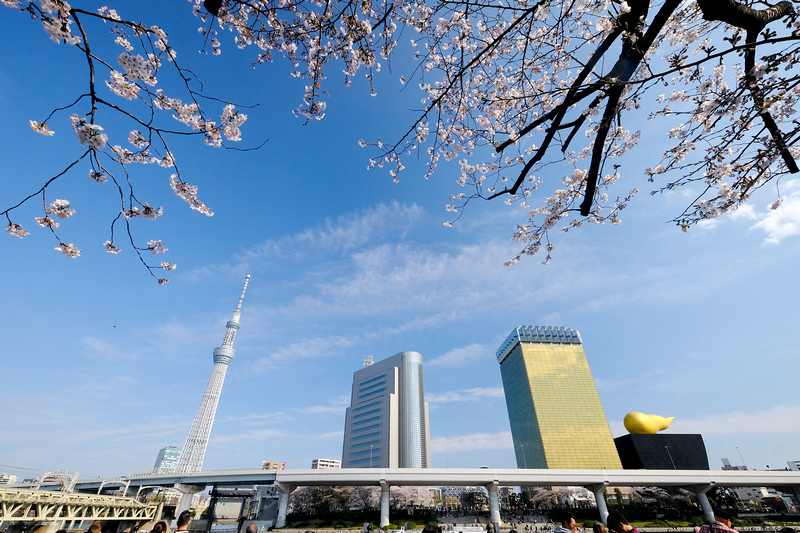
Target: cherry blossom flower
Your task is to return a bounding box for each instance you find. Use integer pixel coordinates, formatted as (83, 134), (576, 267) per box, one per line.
(55, 242), (80, 258)
(146, 239), (167, 254)
(128, 130), (147, 148)
(88, 170), (107, 183)
(169, 174), (213, 216)
(47, 199), (75, 219)
(69, 114), (108, 149)
(6, 222), (29, 238)
(104, 241), (122, 254)
(142, 204), (163, 220)
(35, 216), (59, 229)
(107, 70), (140, 100)
(29, 120), (55, 136)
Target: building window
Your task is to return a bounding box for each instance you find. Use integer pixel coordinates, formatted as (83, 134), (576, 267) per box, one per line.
(358, 388), (386, 399)
(352, 432), (380, 441)
(351, 448), (381, 457)
(359, 381), (386, 393)
(351, 440), (380, 449)
(354, 401), (380, 413)
(353, 416), (380, 426)
(359, 375), (386, 387)
(353, 424), (379, 433)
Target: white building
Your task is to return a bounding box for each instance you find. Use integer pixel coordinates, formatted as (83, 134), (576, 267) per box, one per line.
(341, 352), (431, 468)
(311, 458), (341, 469)
(154, 446), (181, 473)
(733, 486), (774, 501)
(0, 473), (17, 485)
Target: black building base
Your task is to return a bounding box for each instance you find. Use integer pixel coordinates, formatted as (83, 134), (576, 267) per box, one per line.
(614, 433), (709, 470)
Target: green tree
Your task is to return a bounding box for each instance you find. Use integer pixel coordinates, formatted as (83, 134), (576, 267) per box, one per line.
(522, 490), (532, 507)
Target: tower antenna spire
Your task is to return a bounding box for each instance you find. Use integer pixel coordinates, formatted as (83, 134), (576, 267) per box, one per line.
(235, 274), (250, 314)
(174, 275), (251, 474)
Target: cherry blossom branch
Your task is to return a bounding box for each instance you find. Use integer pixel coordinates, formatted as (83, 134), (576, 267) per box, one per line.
(3, 2), (253, 282)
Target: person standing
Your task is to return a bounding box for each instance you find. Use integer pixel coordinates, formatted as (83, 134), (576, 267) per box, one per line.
(552, 513), (577, 533)
(697, 509), (739, 533)
(606, 512), (640, 533)
(176, 511), (192, 533)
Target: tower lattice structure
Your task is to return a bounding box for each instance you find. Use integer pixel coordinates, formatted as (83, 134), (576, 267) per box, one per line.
(174, 275), (251, 474)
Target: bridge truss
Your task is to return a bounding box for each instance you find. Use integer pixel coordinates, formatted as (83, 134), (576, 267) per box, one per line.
(0, 488), (158, 523)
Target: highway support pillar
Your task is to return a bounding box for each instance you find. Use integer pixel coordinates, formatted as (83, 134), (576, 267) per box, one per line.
(693, 485), (715, 523)
(173, 483), (206, 526)
(588, 484), (609, 523)
(380, 482), (391, 529)
(274, 482), (294, 528)
(486, 481), (501, 533)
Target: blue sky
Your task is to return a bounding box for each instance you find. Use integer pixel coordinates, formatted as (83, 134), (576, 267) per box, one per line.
(1, 2), (799, 481)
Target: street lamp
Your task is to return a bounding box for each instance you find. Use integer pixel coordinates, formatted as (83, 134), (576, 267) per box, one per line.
(664, 446), (676, 469)
(735, 447), (748, 470)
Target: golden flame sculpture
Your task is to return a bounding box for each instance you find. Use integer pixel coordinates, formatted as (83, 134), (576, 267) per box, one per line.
(624, 412), (674, 434)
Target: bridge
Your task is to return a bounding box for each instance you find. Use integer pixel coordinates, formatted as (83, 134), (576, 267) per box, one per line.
(17, 467), (800, 531)
(0, 487), (158, 526)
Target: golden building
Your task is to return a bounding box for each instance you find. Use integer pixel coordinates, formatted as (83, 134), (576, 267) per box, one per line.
(497, 326), (622, 470)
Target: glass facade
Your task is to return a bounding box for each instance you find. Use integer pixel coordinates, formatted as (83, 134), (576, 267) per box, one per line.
(341, 352), (431, 468)
(153, 445), (181, 473)
(498, 326), (622, 470)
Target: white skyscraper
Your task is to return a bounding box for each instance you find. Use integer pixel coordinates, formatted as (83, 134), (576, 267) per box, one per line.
(154, 446), (181, 473)
(174, 275), (250, 474)
(341, 351), (431, 468)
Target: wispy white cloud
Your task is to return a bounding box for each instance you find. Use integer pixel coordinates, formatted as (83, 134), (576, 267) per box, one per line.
(695, 180), (800, 245)
(239, 202), (425, 262)
(249, 334), (360, 371)
(81, 336), (137, 361)
(431, 432), (513, 452)
(56, 420), (186, 445)
(427, 387), (505, 404)
(751, 181), (800, 245)
(608, 404), (800, 438)
(212, 428), (287, 445)
(220, 412), (292, 425)
(428, 343), (489, 367)
(670, 405), (800, 436)
(291, 395), (351, 415)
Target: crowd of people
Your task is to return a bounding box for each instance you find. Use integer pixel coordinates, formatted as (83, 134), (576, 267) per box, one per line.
(439, 509), (799, 533)
(55, 509), (197, 533)
(539, 509), (798, 533)
(28, 506), (798, 533)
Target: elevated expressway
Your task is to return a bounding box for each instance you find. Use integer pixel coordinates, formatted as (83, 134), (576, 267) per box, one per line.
(27, 468), (800, 530)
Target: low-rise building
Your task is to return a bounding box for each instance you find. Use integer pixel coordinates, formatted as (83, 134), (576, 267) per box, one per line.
(311, 458), (341, 469)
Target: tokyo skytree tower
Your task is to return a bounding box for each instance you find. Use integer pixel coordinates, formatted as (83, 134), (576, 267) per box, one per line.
(174, 275), (251, 474)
